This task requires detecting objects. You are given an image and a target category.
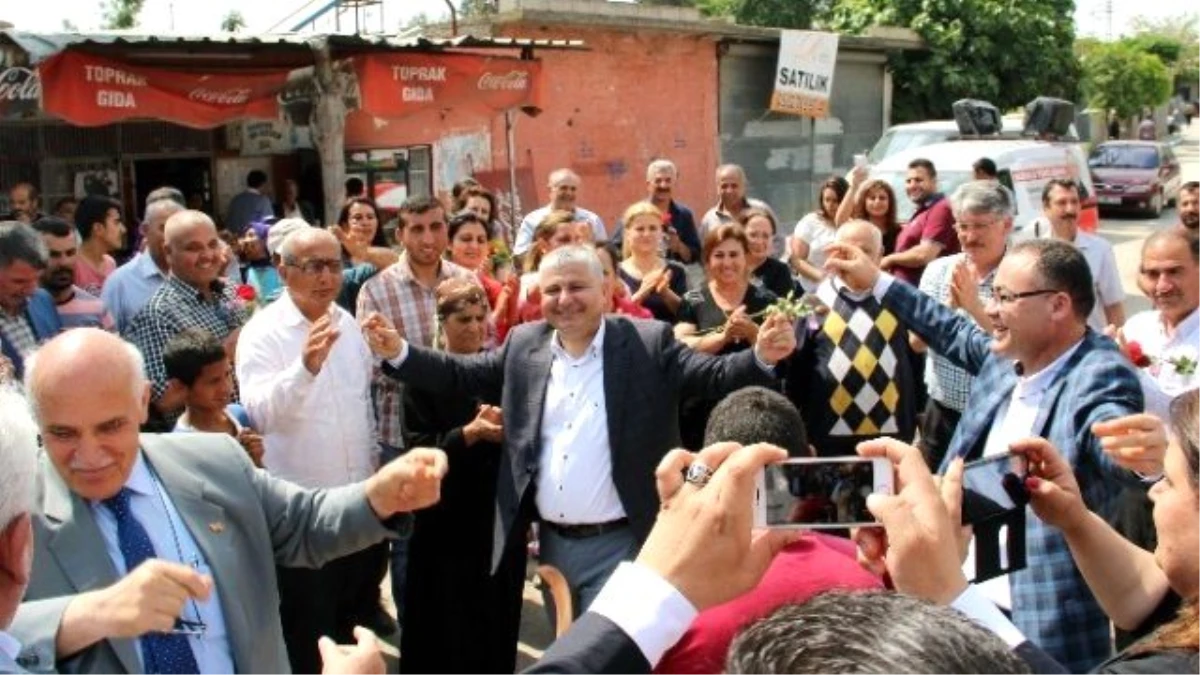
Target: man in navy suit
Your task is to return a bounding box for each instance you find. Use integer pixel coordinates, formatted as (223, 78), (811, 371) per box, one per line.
(826, 232), (1143, 671)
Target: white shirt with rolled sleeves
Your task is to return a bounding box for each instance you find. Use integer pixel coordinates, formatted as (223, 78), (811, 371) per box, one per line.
(513, 205), (607, 257)
(1033, 226), (1125, 333)
(1121, 307), (1199, 419)
(236, 291), (378, 489)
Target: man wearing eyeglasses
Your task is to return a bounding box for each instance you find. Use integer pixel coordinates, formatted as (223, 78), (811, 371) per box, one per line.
(235, 227), (393, 674)
(12, 327), (444, 674)
(826, 236), (1143, 672)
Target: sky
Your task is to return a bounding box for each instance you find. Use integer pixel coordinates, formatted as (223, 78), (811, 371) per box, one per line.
(0, 0), (1194, 37)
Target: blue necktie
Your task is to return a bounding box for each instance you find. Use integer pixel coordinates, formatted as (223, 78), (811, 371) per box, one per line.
(103, 488), (200, 675)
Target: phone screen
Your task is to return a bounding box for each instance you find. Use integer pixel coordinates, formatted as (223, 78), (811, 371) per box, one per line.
(961, 453), (1030, 526)
(758, 459), (885, 528)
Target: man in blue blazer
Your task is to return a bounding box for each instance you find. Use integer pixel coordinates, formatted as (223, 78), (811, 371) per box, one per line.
(827, 235), (1143, 672)
(1, 221), (62, 381)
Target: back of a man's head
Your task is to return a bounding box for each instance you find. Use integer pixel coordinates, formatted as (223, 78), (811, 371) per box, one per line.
(705, 386), (808, 457)
(0, 385), (39, 625)
(725, 591), (1030, 674)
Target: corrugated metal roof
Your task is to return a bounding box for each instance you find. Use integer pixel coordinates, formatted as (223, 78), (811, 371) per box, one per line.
(0, 29), (584, 64)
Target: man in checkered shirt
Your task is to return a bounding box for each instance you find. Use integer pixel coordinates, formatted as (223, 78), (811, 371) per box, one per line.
(125, 210), (249, 422)
(1, 221), (62, 381)
(356, 194), (472, 628)
(916, 181), (1009, 470)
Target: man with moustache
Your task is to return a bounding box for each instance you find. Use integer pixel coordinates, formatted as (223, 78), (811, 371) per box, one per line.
(1031, 179), (1125, 333)
(699, 164), (783, 258)
(1103, 228), (1199, 633)
(1178, 181), (1198, 232)
(915, 181), (1010, 469)
(125, 210), (250, 419)
(0, 222), (60, 382)
(237, 228), (388, 673)
(103, 196), (182, 334)
(28, 217), (113, 332)
(10, 328), (444, 674)
(614, 160), (701, 266)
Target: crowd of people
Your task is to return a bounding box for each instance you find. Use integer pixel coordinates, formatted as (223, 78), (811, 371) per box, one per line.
(0, 154), (1197, 675)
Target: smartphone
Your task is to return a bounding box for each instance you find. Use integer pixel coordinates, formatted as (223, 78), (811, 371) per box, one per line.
(960, 453), (1030, 526)
(853, 152), (869, 169)
(754, 457), (893, 529)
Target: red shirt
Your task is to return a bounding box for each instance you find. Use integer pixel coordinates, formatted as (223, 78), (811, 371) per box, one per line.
(893, 194), (958, 286)
(655, 533), (884, 674)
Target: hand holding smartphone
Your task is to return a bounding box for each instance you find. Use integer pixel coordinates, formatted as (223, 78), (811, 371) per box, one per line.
(754, 457), (893, 529)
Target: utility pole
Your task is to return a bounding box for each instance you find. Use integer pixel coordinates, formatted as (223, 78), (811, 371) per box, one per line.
(1105, 0), (1113, 40)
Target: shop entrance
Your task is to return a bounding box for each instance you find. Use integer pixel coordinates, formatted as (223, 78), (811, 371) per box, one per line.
(132, 156), (213, 221)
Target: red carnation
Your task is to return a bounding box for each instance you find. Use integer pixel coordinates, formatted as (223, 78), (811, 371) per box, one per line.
(1126, 340), (1152, 368)
(236, 284), (258, 302)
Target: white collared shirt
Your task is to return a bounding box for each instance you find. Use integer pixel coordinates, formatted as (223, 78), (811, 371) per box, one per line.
(89, 452), (234, 674)
(966, 339), (1085, 609)
(1122, 307), (1199, 419)
(0, 630), (21, 667)
(535, 321), (626, 524)
(236, 292), (378, 488)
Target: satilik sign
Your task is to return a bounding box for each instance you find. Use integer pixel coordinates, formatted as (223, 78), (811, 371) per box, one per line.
(770, 30), (839, 119)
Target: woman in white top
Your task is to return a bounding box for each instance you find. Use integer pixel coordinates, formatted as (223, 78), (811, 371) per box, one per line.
(790, 176), (849, 292)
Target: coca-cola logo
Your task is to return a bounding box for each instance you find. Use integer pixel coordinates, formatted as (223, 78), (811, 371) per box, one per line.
(188, 87), (252, 106)
(0, 66), (39, 102)
(477, 71), (530, 91)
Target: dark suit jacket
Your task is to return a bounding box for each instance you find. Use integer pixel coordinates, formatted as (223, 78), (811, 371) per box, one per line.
(525, 611), (1071, 675)
(386, 316), (776, 570)
(1, 289), (61, 379)
(12, 433), (402, 674)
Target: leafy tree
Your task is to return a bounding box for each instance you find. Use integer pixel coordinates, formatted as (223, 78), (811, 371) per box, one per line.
(1127, 14), (1199, 92)
(1080, 41), (1173, 119)
(826, 0), (1081, 122)
(691, 0), (833, 29)
(220, 10), (246, 33)
(101, 0), (144, 29)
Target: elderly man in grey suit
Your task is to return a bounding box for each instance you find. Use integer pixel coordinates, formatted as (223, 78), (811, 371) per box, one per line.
(0, 386), (39, 675)
(363, 244), (797, 628)
(9, 328), (447, 674)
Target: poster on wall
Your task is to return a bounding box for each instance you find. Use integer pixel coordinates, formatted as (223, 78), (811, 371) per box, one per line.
(73, 169), (120, 199)
(769, 30), (839, 118)
(241, 119), (313, 155)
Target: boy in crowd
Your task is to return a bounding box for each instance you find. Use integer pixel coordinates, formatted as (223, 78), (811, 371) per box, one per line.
(163, 328), (264, 466)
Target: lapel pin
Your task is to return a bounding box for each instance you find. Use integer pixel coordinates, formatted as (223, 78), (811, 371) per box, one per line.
(208, 521), (225, 534)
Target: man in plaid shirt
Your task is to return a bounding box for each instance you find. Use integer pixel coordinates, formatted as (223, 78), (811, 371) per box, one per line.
(916, 181), (1009, 470)
(125, 211), (249, 422)
(356, 195), (471, 629)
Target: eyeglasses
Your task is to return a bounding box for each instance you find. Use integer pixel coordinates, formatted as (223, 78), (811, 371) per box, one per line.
(286, 259), (342, 276)
(990, 288), (1060, 305)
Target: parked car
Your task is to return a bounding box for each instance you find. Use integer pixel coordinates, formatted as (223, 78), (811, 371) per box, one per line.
(1088, 141), (1182, 218)
(868, 139), (1099, 236)
(865, 116), (1080, 164)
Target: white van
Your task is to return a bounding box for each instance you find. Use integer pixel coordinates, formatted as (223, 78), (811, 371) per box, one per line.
(864, 116), (1080, 164)
(867, 139), (1100, 236)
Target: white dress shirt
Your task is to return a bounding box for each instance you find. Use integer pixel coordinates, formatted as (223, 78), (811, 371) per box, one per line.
(89, 453), (235, 674)
(965, 339), (1084, 609)
(236, 292), (377, 489)
(536, 321), (627, 525)
(1122, 307), (1199, 419)
(589, 561), (698, 667)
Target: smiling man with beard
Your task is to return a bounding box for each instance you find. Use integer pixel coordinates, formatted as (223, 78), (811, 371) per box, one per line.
(826, 235), (1144, 672)
(30, 217), (114, 332)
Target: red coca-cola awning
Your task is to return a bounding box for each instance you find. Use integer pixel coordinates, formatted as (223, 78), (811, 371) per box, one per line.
(37, 50), (291, 129)
(354, 52), (542, 119)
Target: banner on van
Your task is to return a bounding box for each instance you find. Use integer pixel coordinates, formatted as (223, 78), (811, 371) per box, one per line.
(770, 30), (839, 118)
